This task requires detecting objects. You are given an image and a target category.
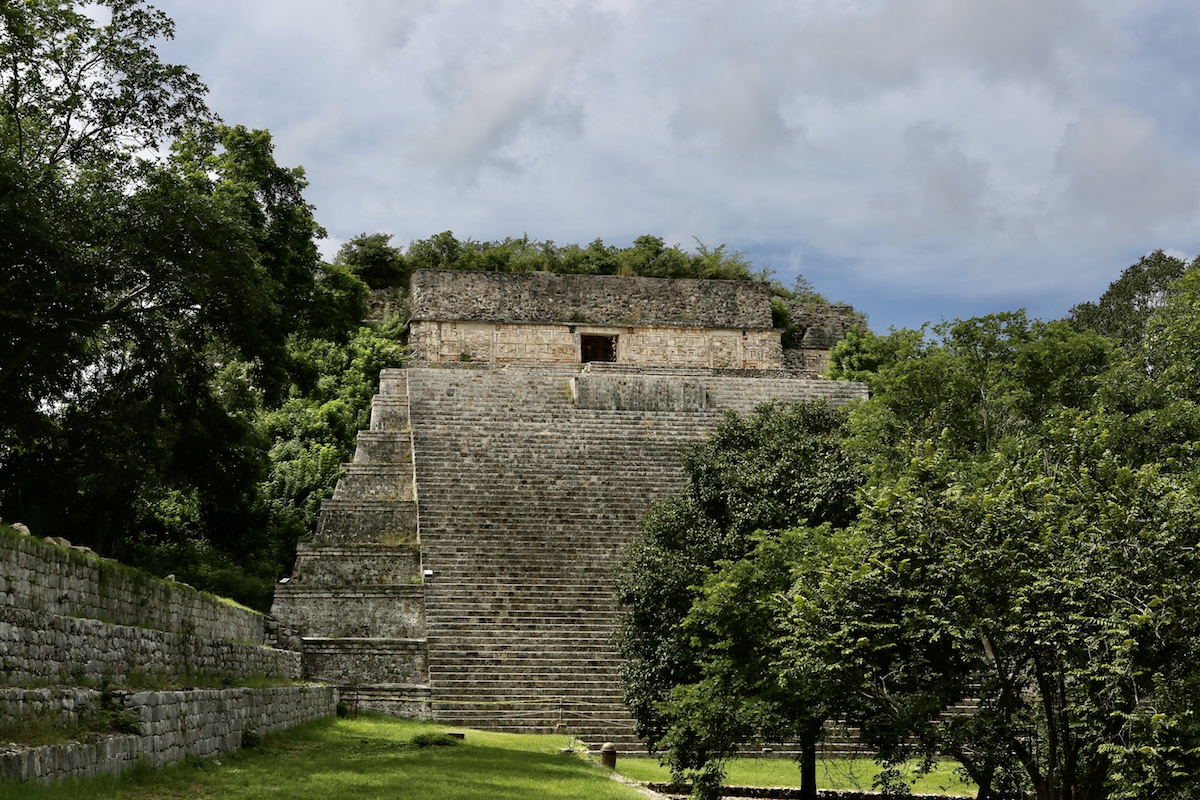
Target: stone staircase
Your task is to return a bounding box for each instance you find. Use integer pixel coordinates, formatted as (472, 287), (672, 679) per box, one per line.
(270, 370), (431, 718)
(272, 363), (867, 750)
(407, 365), (865, 749)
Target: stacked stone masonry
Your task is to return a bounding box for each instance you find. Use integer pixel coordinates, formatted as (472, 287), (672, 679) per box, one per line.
(0, 533), (263, 644)
(0, 530), (337, 783)
(272, 362), (867, 751)
(411, 320), (784, 371)
(406, 270), (863, 374)
(0, 606), (298, 686)
(0, 686), (335, 783)
(409, 270), (776, 329)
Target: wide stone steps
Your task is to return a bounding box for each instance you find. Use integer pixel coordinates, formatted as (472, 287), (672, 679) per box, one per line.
(426, 613), (613, 626)
(424, 594), (618, 610)
(426, 651), (620, 666)
(431, 673), (621, 690)
(272, 365), (866, 747)
(425, 627), (615, 642)
(426, 637), (618, 652)
(422, 582), (616, 596)
(398, 365), (870, 747)
(429, 675), (622, 692)
(425, 597), (617, 609)
(430, 698), (631, 716)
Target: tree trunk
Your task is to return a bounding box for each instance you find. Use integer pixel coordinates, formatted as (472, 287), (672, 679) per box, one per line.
(800, 734), (817, 800)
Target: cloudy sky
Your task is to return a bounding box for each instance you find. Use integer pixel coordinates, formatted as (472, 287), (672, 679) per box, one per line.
(153, 0), (1200, 331)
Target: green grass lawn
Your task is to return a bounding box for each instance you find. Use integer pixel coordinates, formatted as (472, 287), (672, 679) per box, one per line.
(617, 754), (977, 796)
(4, 715), (641, 800)
(3, 713), (976, 799)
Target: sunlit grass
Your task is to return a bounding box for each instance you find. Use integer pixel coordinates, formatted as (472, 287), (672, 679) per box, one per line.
(616, 753), (977, 796)
(2, 714), (643, 800)
(2, 713), (976, 799)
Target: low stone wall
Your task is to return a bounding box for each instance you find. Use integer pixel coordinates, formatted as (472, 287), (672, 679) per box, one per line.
(0, 527), (338, 784)
(0, 606), (300, 686)
(0, 530), (264, 644)
(0, 685), (337, 783)
(0, 687), (100, 726)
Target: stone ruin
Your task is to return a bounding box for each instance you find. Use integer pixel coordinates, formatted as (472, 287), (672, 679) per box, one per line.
(269, 270), (867, 749)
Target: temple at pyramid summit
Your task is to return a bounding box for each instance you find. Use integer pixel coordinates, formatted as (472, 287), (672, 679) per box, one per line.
(270, 269), (867, 749)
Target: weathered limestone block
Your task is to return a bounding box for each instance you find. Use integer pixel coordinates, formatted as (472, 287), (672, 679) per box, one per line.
(570, 374), (710, 411)
(314, 500), (418, 545)
(302, 639), (429, 685)
(270, 586), (425, 639)
(289, 544), (420, 587)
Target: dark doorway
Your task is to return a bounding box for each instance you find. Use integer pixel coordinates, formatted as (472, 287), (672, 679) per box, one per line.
(581, 335), (617, 363)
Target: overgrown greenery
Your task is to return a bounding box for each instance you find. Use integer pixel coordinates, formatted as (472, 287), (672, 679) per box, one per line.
(619, 250), (1200, 800)
(342, 230), (763, 283)
(0, 0), (386, 609)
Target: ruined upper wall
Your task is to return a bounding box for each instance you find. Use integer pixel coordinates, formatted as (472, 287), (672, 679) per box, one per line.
(409, 270), (776, 330)
(787, 300), (864, 349)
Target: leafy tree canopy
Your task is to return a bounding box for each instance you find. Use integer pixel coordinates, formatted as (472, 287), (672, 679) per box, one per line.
(0, 0), (377, 607)
(1070, 249), (1193, 352)
(622, 252), (1200, 799)
(617, 402), (862, 799)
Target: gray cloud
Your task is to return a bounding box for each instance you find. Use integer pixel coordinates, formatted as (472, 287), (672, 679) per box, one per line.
(1054, 108), (1200, 238)
(876, 122), (997, 244)
(404, 2), (615, 181)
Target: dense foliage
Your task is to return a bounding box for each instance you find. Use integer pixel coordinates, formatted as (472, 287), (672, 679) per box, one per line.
(0, 0), (389, 608)
(370, 231), (762, 281)
(620, 254), (1200, 800)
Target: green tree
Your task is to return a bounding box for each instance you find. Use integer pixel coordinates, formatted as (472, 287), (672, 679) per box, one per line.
(784, 416), (1200, 799)
(336, 232), (409, 290)
(0, 0), (209, 172)
(398, 231), (760, 281)
(662, 522), (862, 800)
(0, 1), (370, 608)
(1070, 250), (1193, 352)
(830, 313), (1111, 478)
(617, 402), (862, 799)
